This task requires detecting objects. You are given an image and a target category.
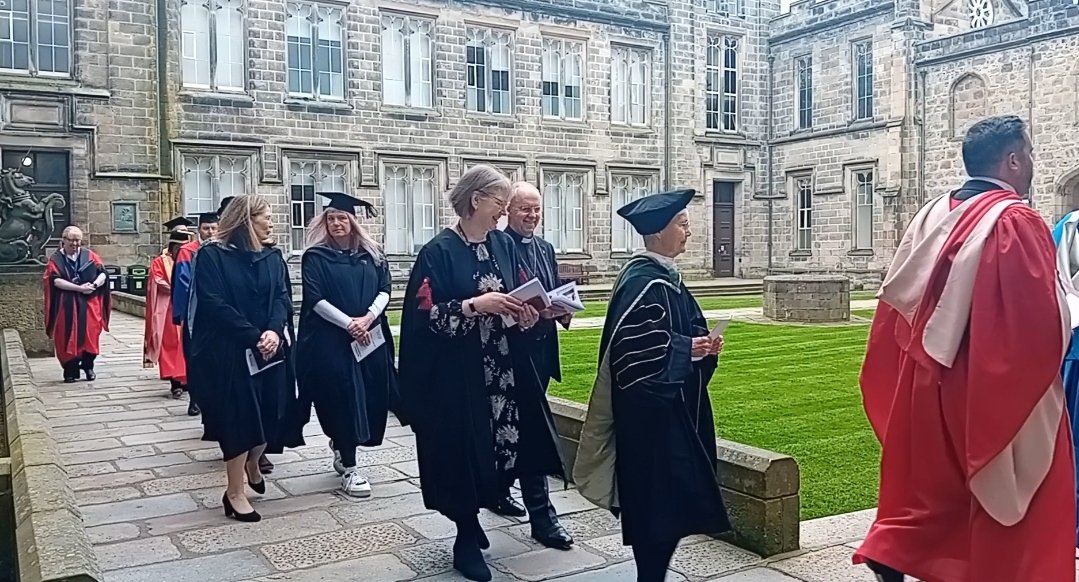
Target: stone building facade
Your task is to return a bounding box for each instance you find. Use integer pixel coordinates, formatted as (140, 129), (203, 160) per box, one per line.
(3, 0), (1078, 283)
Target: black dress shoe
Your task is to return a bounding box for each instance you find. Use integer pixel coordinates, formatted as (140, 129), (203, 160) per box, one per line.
(248, 478), (266, 495)
(83, 369), (96, 381)
(452, 532), (492, 581)
(63, 376), (77, 384)
(532, 523), (574, 550)
(866, 559), (906, 582)
(489, 495), (526, 518)
(187, 402), (200, 416)
(222, 493), (261, 523)
(258, 455), (274, 475)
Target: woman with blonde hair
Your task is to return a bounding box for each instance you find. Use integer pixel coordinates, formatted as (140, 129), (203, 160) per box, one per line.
(398, 165), (566, 581)
(187, 194), (292, 522)
(294, 192), (397, 497)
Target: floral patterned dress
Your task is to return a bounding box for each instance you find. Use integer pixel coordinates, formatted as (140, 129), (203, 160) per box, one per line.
(428, 239), (520, 479)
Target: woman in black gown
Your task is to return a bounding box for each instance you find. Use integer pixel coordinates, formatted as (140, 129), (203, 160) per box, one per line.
(399, 165), (566, 582)
(188, 194), (291, 523)
(295, 192), (396, 498)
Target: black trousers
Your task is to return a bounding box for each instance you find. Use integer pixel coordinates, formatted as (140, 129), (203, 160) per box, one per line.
(63, 353), (96, 379)
(520, 475), (558, 529)
(632, 541), (678, 582)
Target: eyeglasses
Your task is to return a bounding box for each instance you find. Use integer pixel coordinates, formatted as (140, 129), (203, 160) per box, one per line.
(62, 238), (83, 244)
(476, 190), (508, 210)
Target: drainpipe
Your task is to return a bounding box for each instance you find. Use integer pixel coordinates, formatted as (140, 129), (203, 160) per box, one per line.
(918, 69), (926, 206)
(663, 30), (672, 190)
(156, 0), (173, 179)
(766, 53), (775, 272)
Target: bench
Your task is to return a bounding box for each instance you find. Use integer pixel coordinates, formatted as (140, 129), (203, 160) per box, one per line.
(558, 263), (588, 285)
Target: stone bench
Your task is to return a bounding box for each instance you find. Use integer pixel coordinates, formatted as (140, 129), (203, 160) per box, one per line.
(548, 396), (800, 557)
(2, 329), (102, 582)
(763, 275), (850, 323)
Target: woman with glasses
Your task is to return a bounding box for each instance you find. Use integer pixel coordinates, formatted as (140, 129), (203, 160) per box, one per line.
(187, 195), (292, 523)
(398, 165), (566, 582)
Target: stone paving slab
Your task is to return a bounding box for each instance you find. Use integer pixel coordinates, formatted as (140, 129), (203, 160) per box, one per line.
(26, 311), (968, 581)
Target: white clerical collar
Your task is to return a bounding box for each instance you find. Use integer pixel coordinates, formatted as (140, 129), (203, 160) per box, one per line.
(64, 250), (79, 260)
(969, 176), (1017, 193)
(636, 250), (678, 270)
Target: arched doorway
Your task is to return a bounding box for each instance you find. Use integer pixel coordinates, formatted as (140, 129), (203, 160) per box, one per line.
(1056, 168), (1079, 222)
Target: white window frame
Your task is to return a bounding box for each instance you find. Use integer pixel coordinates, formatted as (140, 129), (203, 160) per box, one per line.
(541, 37), (584, 121)
(381, 13), (435, 109)
(0, 0), (72, 77)
(541, 167), (588, 254)
(611, 45), (650, 127)
(287, 157), (351, 254)
(795, 55), (812, 130)
(706, 34), (739, 132)
(610, 171), (655, 253)
(793, 175), (813, 252)
(853, 40), (874, 121)
(382, 161), (441, 256)
(180, 0), (247, 92)
(851, 168), (874, 251)
(286, 1), (346, 101)
(179, 152), (252, 222)
(707, 0), (746, 17)
(465, 27), (513, 115)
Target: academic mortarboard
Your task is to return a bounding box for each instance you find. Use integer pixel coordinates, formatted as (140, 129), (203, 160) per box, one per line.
(197, 212), (219, 225)
(168, 229), (193, 243)
(320, 192), (377, 218)
(163, 216), (194, 230)
(616, 189), (696, 236)
(216, 196), (236, 216)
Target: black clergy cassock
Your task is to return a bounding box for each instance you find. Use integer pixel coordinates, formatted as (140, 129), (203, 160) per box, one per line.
(187, 242), (294, 460)
(398, 228), (565, 519)
(573, 255), (730, 546)
(294, 245), (397, 450)
(504, 227), (563, 389)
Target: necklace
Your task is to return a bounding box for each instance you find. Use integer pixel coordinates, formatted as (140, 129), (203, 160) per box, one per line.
(455, 222), (487, 244)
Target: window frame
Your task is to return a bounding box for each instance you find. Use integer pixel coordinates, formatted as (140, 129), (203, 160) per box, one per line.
(609, 170), (656, 253)
(286, 156), (353, 254)
(610, 44), (651, 127)
(0, 0), (73, 78)
(286, 0), (347, 102)
(540, 36), (585, 122)
(706, 0), (746, 18)
(465, 27), (514, 116)
(705, 33), (739, 133)
(851, 167), (875, 251)
(178, 151), (254, 223)
(791, 173), (813, 253)
(539, 166), (590, 254)
(381, 159), (443, 257)
(795, 54), (813, 130)
(179, 0), (248, 93)
(380, 12), (436, 109)
(852, 39), (874, 121)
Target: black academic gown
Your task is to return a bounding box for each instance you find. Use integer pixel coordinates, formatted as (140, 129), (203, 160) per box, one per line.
(505, 228), (563, 389)
(398, 228), (565, 519)
(267, 246), (304, 452)
(295, 245), (397, 450)
(590, 255), (730, 546)
(187, 241), (293, 461)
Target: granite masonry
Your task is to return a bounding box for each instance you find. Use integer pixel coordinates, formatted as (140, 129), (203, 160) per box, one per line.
(1, 0), (1078, 284)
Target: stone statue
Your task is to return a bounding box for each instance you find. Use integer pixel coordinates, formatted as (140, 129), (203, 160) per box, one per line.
(0, 168), (67, 265)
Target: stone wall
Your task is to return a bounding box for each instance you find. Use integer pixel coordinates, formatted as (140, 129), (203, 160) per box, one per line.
(763, 274), (851, 322)
(547, 396), (801, 557)
(2, 329), (102, 582)
(0, 270), (51, 357)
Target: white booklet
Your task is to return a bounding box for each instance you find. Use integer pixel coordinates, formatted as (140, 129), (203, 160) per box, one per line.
(245, 347), (285, 376)
(501, 278), (586, 327)
(351, 325), (387, 362)
(693, 316), (733, 362)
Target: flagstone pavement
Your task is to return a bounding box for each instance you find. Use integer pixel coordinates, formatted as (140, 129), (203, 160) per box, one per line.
(28, 312), (908, 581)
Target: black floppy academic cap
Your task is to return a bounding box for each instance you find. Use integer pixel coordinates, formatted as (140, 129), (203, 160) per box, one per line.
(320, 192), (377, 218)
(163, 216), (194, 230)
(616, 189), (696, 236)
(216, 196), (236, 216)
(197, 212), (219, 225)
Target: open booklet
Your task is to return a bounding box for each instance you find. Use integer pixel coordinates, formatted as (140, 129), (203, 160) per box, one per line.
(351, 325), (387, 362)
(501, 278), (586, 328)
(692, 315), (732, 362)
(245, 346), (286, 376)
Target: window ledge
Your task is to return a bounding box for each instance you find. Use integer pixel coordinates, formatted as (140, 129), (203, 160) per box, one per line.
(382, 105), (439, 118)
(541, 118), (588, 131)
(610, 251), (642, 259)
(847, 249), (874, 257)
(608, 125), (655, 137)
(788, 250), (812, 258)
(180, 90), (255, 106)
(556, 252), (591, 260)
(0, 76), (107, 98)
(386, 254), (420, 261)
(464, 111), (517, 125)
(284, 98), (353, 113)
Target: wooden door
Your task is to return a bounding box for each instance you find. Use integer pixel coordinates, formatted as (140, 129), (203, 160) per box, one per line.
(712, 181), (735, 277)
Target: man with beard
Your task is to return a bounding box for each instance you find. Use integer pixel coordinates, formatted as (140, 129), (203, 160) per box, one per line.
(494, 181), (573, 550)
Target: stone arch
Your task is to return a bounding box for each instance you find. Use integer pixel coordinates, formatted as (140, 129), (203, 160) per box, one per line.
(1056, 167), (1079, 219)
(950, 72), (988, 139)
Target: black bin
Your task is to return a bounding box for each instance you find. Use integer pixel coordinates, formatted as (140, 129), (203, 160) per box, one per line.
(103, 265), (122, 292)
(126, 265), (148, 296)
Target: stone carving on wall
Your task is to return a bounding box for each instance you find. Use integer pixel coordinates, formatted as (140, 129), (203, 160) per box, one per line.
(0, 168), (67, 265)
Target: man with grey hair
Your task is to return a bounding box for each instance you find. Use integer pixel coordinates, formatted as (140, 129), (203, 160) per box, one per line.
(44, 225), (112, 382)
(494, 181), (574, 550)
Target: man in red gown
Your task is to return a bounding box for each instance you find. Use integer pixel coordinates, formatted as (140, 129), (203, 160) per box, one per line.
(855, 115), (1075, 582)
(44, 226), (112, 383)
(145, 219), (193, 399)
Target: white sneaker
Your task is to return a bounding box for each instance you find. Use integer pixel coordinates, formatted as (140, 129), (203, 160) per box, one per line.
(329, 440), (345, 476)
(341, 470), (372, 498)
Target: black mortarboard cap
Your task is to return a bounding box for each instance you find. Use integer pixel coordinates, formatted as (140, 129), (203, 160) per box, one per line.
(216, 196), (236, 216)
(168, 229), (193, 243)
(320, 192), (377, 218)
(197, 212), (219, 225)
(616, 189), (696, 236)
(163, 216), (194, 230)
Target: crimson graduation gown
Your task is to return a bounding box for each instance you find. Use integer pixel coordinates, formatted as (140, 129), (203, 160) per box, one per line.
(43, 248), (111, 366)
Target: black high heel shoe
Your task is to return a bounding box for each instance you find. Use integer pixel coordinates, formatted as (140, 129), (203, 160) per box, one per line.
(222, 493), (261, 523)
(248, 478), (266, 495)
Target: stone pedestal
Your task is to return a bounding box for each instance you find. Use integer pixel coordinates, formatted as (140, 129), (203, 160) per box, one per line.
(763, 275), (850, 323)
(0, 268), (50, 357)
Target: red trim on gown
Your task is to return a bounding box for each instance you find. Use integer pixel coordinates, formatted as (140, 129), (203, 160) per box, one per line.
(144, 254), (187, 383)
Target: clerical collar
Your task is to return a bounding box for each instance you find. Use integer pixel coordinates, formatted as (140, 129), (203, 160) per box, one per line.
(504, 227), (534, 244)
(636, 250), (678, 270)
(968, 176), (1017, 194)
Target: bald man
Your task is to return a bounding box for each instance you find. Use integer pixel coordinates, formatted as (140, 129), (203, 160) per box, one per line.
(496, 181), (574, 550)
(43, 226), (112, 382)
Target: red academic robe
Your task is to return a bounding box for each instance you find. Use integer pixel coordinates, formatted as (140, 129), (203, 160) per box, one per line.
(144, 252), (186, 383)
(855, 189), (1075, 581)
(43, 249), (112, 365)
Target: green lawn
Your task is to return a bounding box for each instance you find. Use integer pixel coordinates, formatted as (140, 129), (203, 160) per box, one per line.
(852, 308), (876, 319)
(549, 321), (879, 520)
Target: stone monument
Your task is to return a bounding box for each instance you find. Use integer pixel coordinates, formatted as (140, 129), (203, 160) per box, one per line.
(0, 168), (68, 356)
(763, 274), (850, 323)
